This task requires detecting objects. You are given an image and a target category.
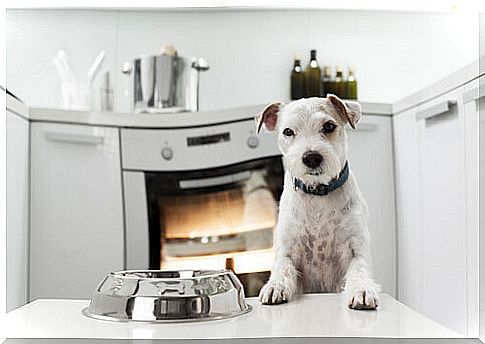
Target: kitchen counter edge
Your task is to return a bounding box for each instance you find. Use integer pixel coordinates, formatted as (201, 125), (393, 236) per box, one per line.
(23, 102), (391, 129)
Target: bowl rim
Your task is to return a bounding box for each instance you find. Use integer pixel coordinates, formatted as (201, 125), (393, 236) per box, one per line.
(108, 268), (234, 281)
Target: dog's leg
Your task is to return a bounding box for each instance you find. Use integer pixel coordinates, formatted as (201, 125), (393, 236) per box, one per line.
(259, 254), (298, 305)
(259, 192), (299, 305)
(344, 241), (381, 310)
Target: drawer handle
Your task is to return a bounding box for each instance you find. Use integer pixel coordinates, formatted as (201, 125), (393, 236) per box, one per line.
(45, 132), (105, 145)
(416, 100), (457, 121)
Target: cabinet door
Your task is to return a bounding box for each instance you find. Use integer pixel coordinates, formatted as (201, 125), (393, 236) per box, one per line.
(393, 106), (423, 312)
(463, 77), (482, 337)
(478, 76), (485, 342)
(346, 115), (396, 297)
(417, 87), (467, 334)
(30, 122), (124, 300)
(7, 110), (30, 311)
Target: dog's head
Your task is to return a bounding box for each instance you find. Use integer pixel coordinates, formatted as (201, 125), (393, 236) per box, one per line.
(256, 95), (362, 185)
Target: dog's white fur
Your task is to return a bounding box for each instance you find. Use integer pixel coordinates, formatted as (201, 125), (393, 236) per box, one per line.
(257, 96), (381, 310)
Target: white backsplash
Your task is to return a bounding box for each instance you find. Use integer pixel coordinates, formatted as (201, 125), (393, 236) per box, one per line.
(7, 9), (479, 112)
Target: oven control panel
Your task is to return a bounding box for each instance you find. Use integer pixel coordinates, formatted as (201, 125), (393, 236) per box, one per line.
(121, 119), (279, 171)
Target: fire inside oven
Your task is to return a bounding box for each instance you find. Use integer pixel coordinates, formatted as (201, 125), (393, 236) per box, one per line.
(145, 157), (284, 297)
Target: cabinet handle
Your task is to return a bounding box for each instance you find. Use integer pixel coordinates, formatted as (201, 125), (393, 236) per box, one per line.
(415, 100), (457, 121)
(45, 132), (105, 145)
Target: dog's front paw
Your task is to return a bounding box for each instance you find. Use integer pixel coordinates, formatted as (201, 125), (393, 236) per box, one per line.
(348, 288), (379, 310)
(259, 280), (293, 305)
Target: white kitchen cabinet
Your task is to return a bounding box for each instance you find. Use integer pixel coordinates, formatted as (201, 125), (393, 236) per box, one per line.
(395, 84), (478, 336)
(30, 122), (124, 300)
(463, 76), (482, 338)
(478, 75), (485, 342)
(346, 114), (396, 297)
(6, 109), (30, 311)
(393, 105), (422, 313)
(417, 87), (468, 335)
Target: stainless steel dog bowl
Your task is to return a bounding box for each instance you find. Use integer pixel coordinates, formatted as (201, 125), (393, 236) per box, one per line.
(82, 269), (251, 322)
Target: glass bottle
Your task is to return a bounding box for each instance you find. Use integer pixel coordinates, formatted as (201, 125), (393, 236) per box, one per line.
(346, 67), (358, 100)
(303, 50), (321, 97)
(290, 54), (304, 100)
(322, 66), (333, 97)
(333, 66), (345, 99)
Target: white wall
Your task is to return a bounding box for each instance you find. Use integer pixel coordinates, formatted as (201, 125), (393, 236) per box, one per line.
(7, 9), (479, 112)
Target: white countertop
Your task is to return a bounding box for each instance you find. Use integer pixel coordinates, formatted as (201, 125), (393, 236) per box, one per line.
(6, 92), (29, 119)
(5, 294), (460, 341)
(22, 101), (392, 129)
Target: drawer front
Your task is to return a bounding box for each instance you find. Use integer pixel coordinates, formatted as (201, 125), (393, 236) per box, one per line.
(30, 122), (124, 300)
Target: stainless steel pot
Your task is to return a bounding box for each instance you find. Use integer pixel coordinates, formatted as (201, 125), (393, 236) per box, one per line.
(82, 269), (251, 322)
(122, 55), (209, 113)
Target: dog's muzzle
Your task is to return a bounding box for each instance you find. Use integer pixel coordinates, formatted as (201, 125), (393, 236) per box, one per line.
(302, 151), (323, 169)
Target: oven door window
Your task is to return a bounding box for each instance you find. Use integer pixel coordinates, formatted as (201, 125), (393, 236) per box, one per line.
(145, 157), (283, 296)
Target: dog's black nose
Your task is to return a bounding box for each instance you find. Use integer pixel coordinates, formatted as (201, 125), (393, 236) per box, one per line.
(302, 151), (323, 169)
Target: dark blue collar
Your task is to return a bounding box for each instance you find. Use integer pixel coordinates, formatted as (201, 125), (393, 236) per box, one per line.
(293, 161), (349, 196)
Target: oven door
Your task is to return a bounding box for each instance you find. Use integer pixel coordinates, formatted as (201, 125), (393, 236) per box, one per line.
(123, 156), (283, 296)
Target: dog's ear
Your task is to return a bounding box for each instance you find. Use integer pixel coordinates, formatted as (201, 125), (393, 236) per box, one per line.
(256, 102), (284, 133)
(327, 94), (362, 129)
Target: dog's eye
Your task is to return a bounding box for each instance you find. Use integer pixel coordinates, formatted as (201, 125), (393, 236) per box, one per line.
(283, 128), (295, 137)
(322, 122), (336, 134)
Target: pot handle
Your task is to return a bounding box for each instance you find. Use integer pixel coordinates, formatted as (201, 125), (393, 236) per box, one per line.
(192, 58), (209, 72)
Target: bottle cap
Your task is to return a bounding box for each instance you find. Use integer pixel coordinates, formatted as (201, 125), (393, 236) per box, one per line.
(324, 66), (331, 75)
(310, 49), (317, 58)
(294, 53), (301, 61)
(336, 66), (343, 72)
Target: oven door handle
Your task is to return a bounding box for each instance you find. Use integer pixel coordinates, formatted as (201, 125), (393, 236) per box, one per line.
(179, 171), (252, 189)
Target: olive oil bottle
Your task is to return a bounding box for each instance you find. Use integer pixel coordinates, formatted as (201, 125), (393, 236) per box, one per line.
(333, 66), (345, 99)
(303, 50), (321, 97)
(322, 66), (333, 97)
(346, 67), (357, 100)
(290, 54), (304, 100)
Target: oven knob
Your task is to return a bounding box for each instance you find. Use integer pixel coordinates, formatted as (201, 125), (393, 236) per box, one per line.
(247, 136), (259, 149)
(161, 147), (173, 161)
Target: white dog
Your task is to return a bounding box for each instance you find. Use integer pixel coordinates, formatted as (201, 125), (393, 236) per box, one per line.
(257, 95), (380, 310)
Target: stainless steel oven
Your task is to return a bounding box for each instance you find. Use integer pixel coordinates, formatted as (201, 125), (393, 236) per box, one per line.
(121, 115), (283, 296)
